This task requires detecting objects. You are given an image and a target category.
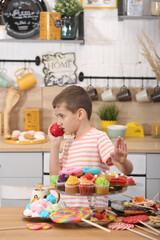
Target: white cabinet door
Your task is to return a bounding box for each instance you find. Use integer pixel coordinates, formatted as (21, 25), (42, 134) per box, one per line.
(0, 152), (43, 207)
(147, 154), (160, 178)
(0, 152), (42, 177)
(109, 154), (146, 174)
(147, 179), (160, 200)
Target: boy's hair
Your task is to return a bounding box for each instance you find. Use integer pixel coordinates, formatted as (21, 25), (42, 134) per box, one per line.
(52, 85), (92, 120)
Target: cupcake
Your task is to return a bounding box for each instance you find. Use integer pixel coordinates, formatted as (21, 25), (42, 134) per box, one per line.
(95, 177), (109, 195)
(65, 175), (79, 194)
(50, 175), (59, 187)
(79, 176), (95, 195)
(57, 174), (69, 191)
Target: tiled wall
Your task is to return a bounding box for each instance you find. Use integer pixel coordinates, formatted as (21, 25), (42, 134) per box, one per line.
(0, 1), (159, 90)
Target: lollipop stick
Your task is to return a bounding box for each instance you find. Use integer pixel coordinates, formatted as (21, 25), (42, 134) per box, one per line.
(153, 192), (159, 200)
(127, 228), (158, 240)
(81, 218), (111, 233)
(139, 221), (160, 235)
(136, 225), (159, 236)
(0, 226), (26, 231)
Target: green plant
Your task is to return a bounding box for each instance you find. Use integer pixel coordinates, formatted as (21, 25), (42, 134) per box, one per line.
(54, 0), (83, 17)
(97, 105), (119, 121)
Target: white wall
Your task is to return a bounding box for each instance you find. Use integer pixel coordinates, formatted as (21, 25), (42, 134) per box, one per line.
(0, 1), (159, 89)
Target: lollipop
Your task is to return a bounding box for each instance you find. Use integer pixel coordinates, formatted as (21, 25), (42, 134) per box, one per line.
(50, 207), (93, 223)
(108, 222), (134, 230)
(122, 215), (149, 224)
(27, 222), (52, 230)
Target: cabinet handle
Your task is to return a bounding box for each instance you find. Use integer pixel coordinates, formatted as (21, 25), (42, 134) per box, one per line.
(0, 164), (1, 167)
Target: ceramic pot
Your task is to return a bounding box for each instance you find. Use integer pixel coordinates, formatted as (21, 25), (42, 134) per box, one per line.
(101, 120), (117, 134)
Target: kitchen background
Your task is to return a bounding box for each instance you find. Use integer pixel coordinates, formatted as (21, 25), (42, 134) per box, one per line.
(0, 0), (160, 135)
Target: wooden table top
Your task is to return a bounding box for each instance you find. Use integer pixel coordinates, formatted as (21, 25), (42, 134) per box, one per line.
(0, 136), (160, 153)
(0, 207), (158, 240)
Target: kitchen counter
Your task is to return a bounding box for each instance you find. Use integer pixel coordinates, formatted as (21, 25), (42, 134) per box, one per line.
(0, 136), (160, 153)
(0, 207), (157, 240)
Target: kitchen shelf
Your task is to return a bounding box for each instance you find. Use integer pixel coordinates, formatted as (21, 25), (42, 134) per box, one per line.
(118, 0), (159, 21)
(0, 12), (84, 44)
(0, 39), (84, 44)
(118, 15), (159, 21)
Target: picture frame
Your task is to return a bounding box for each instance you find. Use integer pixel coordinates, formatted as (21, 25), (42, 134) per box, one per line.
(81, 0), (117, 9)
(42, 52), (77, 87)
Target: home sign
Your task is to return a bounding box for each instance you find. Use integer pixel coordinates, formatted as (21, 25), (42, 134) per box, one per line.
(42, 52), (77, 86)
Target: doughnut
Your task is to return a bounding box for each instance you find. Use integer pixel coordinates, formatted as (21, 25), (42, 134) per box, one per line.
(59, 168), (83, 177)
(81, 167), (100, 175)
(50, 207), (93, 223)
(108, 222), (134, 230)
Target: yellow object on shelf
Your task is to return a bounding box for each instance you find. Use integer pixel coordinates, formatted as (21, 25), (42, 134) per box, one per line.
(125, 122), (144, 137)
(24, 108), (40, 131)
(4, 138), (47, 145)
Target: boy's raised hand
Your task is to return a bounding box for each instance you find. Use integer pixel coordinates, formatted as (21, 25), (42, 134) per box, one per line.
(110, 136), (127, 165)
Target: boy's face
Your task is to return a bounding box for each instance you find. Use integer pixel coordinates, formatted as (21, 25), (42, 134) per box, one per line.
(54, 103), (80, 135)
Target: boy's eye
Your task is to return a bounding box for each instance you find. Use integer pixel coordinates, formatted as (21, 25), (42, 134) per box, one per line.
(59, 114), (64, 119)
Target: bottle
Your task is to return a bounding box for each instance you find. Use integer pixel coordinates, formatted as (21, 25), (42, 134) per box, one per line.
(151, 0), (160, 15)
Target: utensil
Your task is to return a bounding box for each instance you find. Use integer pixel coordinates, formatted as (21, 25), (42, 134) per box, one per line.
(3, 88), (20, 137)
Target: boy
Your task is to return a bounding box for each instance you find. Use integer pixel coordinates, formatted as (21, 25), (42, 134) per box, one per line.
(48, 85), (133, 207)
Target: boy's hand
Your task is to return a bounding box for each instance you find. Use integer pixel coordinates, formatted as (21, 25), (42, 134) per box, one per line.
(110, 136), (127, 165)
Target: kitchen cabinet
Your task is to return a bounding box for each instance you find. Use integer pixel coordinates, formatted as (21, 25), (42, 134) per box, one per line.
(0, 152), (43, 207)
(146, 154), (160, 200)
(118, 0), (159, 21)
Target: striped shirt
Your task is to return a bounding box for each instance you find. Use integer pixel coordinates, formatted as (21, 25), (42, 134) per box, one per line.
(59, 128), (115, 207)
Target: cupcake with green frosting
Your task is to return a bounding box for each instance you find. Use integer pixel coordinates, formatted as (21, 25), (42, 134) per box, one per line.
(95, 177), (109, 195)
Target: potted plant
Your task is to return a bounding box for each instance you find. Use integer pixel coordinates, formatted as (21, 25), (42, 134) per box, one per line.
(97, 104), (119, 133)
(54, 0), (84, 40)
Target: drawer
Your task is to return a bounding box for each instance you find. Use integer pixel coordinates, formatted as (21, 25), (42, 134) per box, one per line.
(0, 153), (42, 177)
(0, 177), (42, 186)
(147, 179), (160, 200)
(110, 154), (146, 175)
(147, 154), (160, 178)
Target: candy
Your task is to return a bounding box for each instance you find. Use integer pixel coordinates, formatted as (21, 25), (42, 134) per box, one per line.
(50, 207), (93, 223)
(27, 222), (52, 230)
(27, 223), (43, 230)
(108, 222), (134, 230)
(122, 215), (149, 224)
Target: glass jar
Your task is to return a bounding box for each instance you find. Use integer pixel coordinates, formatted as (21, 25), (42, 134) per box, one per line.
(151, 123), (160, 137)
(61, 16), (77, 40)
(151, 0), (160, 15)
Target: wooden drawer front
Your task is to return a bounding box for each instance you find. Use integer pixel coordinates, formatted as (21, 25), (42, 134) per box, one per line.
(147, 179), (160, 200)
(110, 154), (146, 174)
(0, 153), (42, 177)
(147, 154), (160, 178)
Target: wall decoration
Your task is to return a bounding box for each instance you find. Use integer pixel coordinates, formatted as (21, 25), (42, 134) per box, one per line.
(42, 52), (77, 86)
(81, 0), (117, 9)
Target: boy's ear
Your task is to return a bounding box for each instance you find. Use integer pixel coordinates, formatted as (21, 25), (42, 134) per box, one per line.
(77, 108), (86, 120)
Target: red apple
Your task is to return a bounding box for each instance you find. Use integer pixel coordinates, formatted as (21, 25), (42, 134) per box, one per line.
(50, 123), (64, 137)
